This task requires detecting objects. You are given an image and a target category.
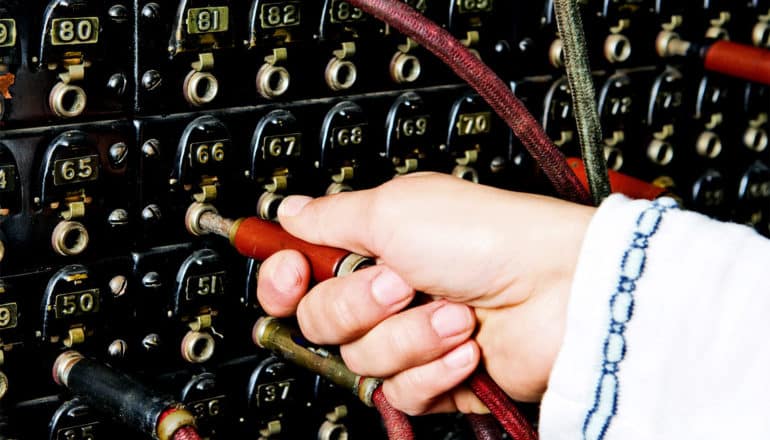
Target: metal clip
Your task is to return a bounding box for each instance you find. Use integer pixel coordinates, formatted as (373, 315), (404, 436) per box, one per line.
(456, 150), (478, 166)
(63, 326), (86, 347)
(61, 201), (86, 220)
(263, 175), (288, 193)
(333, 42), (356, 60)
(395, 158), (419, 175)
(188, 313), (213, 331)
(331, 166), (354, 184)
(192, 52), (215, 72)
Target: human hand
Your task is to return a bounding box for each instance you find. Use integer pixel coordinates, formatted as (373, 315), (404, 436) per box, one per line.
(256, 172), (595, 415)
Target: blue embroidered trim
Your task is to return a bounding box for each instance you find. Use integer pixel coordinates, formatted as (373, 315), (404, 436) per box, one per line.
(582, 197), (679, 440)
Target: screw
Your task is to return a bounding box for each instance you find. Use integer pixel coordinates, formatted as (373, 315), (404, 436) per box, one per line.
(141, 2), (161, 20)
(108, 209), (129, 226)
(141, 70), (163, 91)
(108, 339), (128, 358)
(107, 73), (127, 96)
(108, 142), (128, 167)
(142, 271), (161, 289)
(142, 333), (161, 350)
(109, 275), (128, 297)
(108, 4), (129, 23)
(142, 139), (160, 158)
(141, 204), (162, 222)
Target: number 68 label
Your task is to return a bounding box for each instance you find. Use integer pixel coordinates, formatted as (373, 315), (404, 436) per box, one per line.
(50, 17), (99, 46)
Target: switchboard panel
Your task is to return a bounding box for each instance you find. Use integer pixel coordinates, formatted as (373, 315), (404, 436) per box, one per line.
(0, 1), (768, 438)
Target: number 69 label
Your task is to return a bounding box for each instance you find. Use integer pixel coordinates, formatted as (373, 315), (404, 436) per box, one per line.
(50, 17), (99, 46)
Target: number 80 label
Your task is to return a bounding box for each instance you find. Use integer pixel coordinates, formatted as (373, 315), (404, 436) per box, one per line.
(50, 17), (99, 46)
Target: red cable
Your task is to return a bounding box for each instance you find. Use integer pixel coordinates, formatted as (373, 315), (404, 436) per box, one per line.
(373, 387), (415, 440)
(467, 413), (504, 440)
(468, 372), (538, 440)
(347, 0), (591, 205)
(172, 426), (202, 440)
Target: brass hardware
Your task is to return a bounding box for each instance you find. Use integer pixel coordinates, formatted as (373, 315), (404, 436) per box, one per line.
(452, 165), (479, 183)
(63, 326), (86, 347)
(647, 139), (675, 166)
(604, 34), (632, 63)
(49, 82), (87, 118)
(180, 330), (215, 364)
(549, 38), (564, 68)
(257, 191), (285, 221)
(257, 48), (290, 99)
(51, 220), (89, 256)
(390, 52), (421, 84)
(394, 158), (419, 175)
(156, 407), (197, 440)
(326, 42), (358, 91)
(331, 166), (354, 184)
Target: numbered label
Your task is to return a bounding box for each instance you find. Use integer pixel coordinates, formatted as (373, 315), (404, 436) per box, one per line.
(256, 379), (295, 407)
(187, 7), (229, 34)
(457, 0), (493, 13)
(263, 134), (301, 158)
(56, 422), (98, 440)
(397, 116), (430, 139)
(456, 112), (492, 136)
(333, 125), (366, 148)
(0, 164), (16, 192)
(0, 18), (17, 47)
(185, 272), (226, 300)
(54, 289), (100, 319)
(329, 0), (365, 23)
(50, 17), (99, 46)
(188, 396), (224, 419)
(260, 2), (301, 28)
(53, 155), (99, 186)
(189, 141), (226, 167)
(0, 303), (18, 330)
(403, 0), (428, 13)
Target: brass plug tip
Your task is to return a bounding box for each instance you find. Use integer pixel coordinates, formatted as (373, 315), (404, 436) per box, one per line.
(184, 203), (219, 236)
(52, 350), (84, 386)
(252, 316), (278, 349)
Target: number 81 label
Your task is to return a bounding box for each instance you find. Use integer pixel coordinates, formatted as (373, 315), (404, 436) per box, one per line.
(50, 17), (99, 46)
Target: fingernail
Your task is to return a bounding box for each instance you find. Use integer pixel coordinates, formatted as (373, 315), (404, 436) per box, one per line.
(271, 259), (302, 293)
(371, 269), (413, 306)
(431, 303), (473, 338)
(443, 343), (475, 369)
(278, 196), (312, 217)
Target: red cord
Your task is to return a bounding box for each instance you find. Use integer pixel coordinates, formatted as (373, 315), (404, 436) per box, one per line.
(347, 0), (591, 204)
(172, 426), (202, 440)
(373, 387), (415, 440)
(468, 372), (538, 440)
(467, 413), (504, 440)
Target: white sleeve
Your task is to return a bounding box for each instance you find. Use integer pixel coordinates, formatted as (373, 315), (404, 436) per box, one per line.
(539, 194), (770, 440)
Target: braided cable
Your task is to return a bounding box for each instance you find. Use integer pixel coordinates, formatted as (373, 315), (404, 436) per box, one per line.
(347, 0), (591, 204)
(553, 0), (611, 204)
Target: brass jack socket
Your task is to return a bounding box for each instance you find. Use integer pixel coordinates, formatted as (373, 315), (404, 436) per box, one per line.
(183, 70), (219, 107)
(49, 82), (87, 118)
(51, 220), (89, 256)
(325, 58), (357, 91)
(390, 52), (421, 84)
(180, 330), (215, 364)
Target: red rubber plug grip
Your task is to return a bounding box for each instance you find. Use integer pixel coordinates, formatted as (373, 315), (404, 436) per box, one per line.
(704, 41), (770, 86)
(232, 217), (349, 282)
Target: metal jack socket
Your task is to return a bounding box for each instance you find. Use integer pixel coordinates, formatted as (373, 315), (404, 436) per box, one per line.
(253, 317), (381, 407)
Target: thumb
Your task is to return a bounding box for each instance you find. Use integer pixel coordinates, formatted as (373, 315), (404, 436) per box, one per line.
(277, 190), (380, 257)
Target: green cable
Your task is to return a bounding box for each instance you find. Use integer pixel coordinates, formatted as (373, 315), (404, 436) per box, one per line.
(553, 0), (611, 205)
